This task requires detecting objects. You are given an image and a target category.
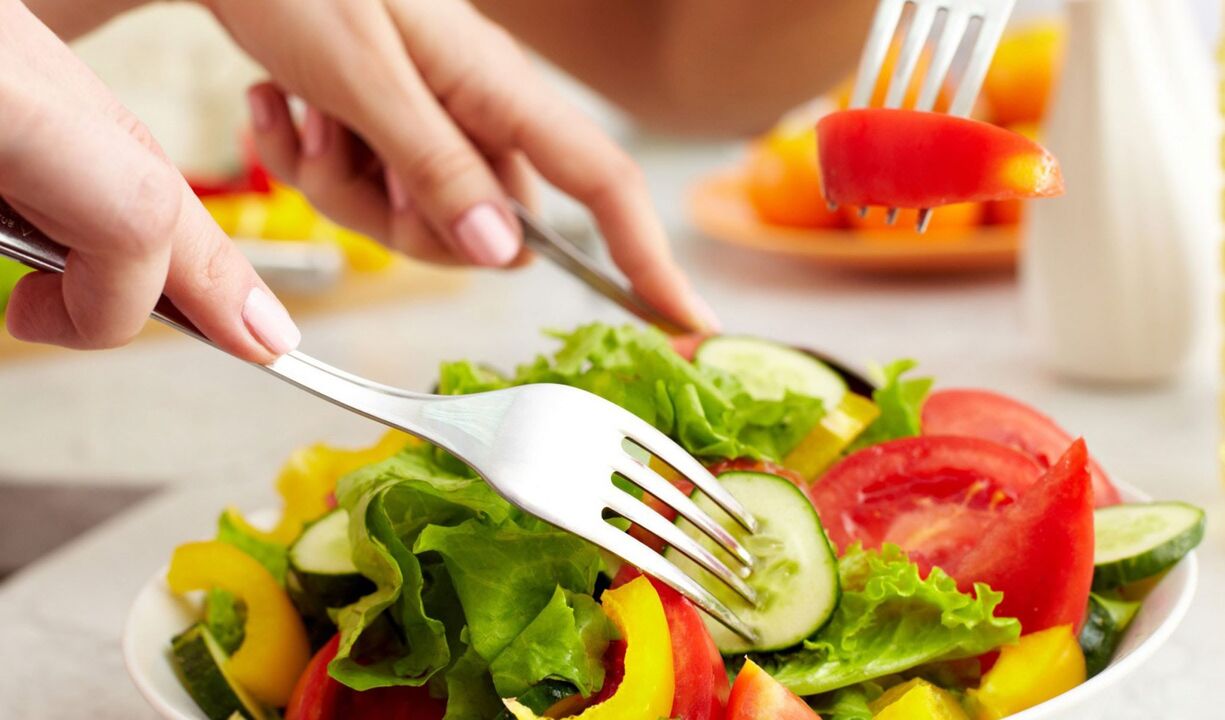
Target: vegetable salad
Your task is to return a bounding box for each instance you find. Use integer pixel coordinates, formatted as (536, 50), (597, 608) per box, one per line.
(163, 323), (1204, 720)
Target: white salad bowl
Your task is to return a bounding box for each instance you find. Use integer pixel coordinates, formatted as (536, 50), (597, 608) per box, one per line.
(124, 485), (1197, 720)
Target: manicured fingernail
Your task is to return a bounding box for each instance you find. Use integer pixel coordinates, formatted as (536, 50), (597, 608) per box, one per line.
(242, 287), (301, 356)
(452, 203), (519, 266)
(689, 293), (722, 332)
(301, 107), (328, 158)
(247, 88), (272, 132)
(384, 167), (409, 212)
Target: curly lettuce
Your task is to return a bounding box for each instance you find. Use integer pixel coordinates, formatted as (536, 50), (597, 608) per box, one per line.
(327, 443), (612, 720)
(848, 359), (933, 451)
(439, 323), (825, 461)
(755, 544), (1020, 696)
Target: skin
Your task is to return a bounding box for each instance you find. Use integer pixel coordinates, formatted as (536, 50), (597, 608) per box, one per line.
(8, 0), (870, 355)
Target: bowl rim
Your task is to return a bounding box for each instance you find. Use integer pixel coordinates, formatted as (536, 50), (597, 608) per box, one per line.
(123, 482), (1198, 720)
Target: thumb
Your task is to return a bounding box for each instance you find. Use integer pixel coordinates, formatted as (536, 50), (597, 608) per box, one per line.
(161, 182), (301, 362)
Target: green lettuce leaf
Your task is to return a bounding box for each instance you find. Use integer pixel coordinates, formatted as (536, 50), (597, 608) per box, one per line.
(415, 519), (611, 697)
(203, 588), (246, 655)
(439, 323), (825, 461)
(849, 360), (933, 451)
(216, 509), (288, 584)
(755, 544), (1020, 696)
(810, 683), (881, 720)
(326, 442), (612, 719)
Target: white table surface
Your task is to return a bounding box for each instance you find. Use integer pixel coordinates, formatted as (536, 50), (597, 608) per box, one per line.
(0, 141), (1221, 717)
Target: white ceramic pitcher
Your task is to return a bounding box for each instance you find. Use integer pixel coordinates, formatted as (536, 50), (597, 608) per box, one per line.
(1020, 0), (1218, 383)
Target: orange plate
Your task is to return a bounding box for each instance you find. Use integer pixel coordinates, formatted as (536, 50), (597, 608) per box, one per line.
(687, 170), (1018, 273)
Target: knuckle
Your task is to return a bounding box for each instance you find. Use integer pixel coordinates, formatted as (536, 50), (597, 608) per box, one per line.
(109, 164), (183, 258)
(402, 145), (485, 202)
(585, 148), (645, 207)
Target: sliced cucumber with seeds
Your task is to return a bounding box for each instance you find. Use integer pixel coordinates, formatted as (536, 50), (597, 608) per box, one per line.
(289, 509), (375, 608)
(695, 336), (847, 407)
(1092, 502), (1205, 591)
(171, 624), (266, 720)
(664, 470), (839, 654)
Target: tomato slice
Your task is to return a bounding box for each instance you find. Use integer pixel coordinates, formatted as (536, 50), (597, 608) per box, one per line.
(286, 635), (344, 720)
(611, 568), (730, 719)
(727, 660), (821, 720)
(808, 436), (1043, 572)
(921, 388), (1121, 506)
(947, 440), (1095, 634)
(817, 109), (1063, 208)
(285, 634), (445, 720)
(341, 685), (446, 720)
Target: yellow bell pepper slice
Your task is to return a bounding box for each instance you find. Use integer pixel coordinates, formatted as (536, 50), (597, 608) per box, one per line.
(784, 393), (880, 481)
(233, 430), (413, 546)
(969, 625), (1086, 719)
(167, 541), (311, 708)
(502, 576), (674, 720)
(870, 679), (969, 720)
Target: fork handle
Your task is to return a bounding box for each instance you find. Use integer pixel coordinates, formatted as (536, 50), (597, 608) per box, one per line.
(0, 197), (216, 345)
(0, 197), (443, 432)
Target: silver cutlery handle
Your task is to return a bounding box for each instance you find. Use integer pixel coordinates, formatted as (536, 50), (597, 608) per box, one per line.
(0, 198), (214, 343)
(0, 197), (438, 430)
(513, 202), (688, 335)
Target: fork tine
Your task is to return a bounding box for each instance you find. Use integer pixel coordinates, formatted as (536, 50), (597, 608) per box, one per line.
(884, 0), (939, 108)
(614, 457), (754, 569)
(948, 2), (1016, 116)
(916, 6), (971, 111)
(605, 489), (758, 605)
(590, 523), (759, 642)
(851, 0), (907, 107)
(618, 416), (758, 533)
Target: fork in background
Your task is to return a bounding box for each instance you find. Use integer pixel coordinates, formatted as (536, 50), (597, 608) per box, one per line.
(841, 0), (1018, 231)
(0, 198), (762, 642)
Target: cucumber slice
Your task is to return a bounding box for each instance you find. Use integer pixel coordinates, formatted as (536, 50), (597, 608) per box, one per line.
(695, 336), (847, 407)
(170, 624), (267, 720)
(494, 680), (579, 720)
(1092, 502), (1205, 590)
(664, 471), (839, 654)
(1078, 592), (1140, 677)
(289, 509), (375, 608)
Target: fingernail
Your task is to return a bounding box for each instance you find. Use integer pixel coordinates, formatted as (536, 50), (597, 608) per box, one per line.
(689, 293), (722, 333)
(242, 287), (301, 356)
(301, 107), (328, 158)
(384, 167), (409, 212)
(247, 88), (272, 132)
(452, 203), (520, 266)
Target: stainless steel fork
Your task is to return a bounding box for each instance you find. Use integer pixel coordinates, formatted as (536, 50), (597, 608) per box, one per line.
(0, 199), (760, 641)
(848, 0), (1017, 231)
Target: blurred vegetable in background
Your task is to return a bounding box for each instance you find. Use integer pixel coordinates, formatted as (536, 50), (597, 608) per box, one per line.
(0, 258), (31, 317)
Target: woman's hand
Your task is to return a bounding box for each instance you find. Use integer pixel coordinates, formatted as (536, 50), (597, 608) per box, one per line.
(0, 0), (299, 361)
(202, 0), (719, 331)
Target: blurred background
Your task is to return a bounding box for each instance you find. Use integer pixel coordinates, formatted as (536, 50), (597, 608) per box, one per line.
(0, 0), (1222, 716)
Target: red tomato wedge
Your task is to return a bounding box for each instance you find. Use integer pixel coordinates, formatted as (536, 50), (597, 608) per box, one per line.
(808, 436), (1043, 572)
(946, 440), (1095, 634)
(727, 660), (821, 720)
(611, 568), (730, 719)
(286, 635), (344, 720)
(342, 685), (446, 720)
(286, 634), (445, 720)
(921, 388), (1121, 507)
(817, 109), (1064, 208)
